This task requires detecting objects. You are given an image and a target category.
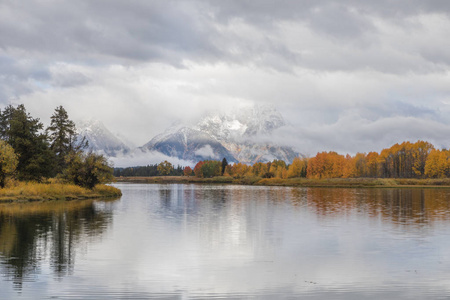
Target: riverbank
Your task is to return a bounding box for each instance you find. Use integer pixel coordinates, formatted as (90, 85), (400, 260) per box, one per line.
(115, 176), (450, 188)
(0, 182), (122, 202)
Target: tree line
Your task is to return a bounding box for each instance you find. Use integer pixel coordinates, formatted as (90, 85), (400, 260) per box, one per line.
(0, 104), (113, 188)
(187, 140), (450, 179)
(114, 162), (184, 177)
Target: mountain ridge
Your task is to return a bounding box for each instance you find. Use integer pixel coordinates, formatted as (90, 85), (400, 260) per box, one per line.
(142, 105), (300, 164)
(77, 105), (300, 165)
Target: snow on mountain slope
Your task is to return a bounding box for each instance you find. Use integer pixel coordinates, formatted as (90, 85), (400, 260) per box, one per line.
(143, 105), (300, 164)
(142, 125), (237, 163)
(77, 105), (300, 165)
(77, 119), (130, 157)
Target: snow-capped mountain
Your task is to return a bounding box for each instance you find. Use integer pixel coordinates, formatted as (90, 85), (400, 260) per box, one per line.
(142, 125), (237, 163)
(142, 105), (300, 164)
(77, 120), (130, 157)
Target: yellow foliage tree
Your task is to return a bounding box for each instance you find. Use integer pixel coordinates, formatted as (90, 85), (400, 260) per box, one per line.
(251, 162), (268, 177)
(157, 160), (173, 176)
(366, 151), (379, 178)
(424, 149), (449, 178)
(0, 140), (18, 188)
(342, 154), (357, 178)
(287, 157), (307, 178)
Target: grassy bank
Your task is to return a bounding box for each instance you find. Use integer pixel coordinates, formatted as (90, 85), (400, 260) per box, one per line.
(0, 182), (122, 202)
(116, 176), (450, 188)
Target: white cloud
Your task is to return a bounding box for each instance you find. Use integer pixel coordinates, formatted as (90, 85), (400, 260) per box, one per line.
(110, 150), (194, 168)
(1, 0), (450, 156)
(194, 145), (218, 160)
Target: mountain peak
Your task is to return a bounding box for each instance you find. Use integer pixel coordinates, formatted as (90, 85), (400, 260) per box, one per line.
(143, 104), (298, 164)
(77, 119), (130, 157)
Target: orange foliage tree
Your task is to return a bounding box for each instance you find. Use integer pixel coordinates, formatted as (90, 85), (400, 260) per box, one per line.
(183, 166), (193, 176)
(188, 140), (445, 180)
(194, 161), (205, 177)
(425, 149), (450, 178)
(287, 157), (307, 178)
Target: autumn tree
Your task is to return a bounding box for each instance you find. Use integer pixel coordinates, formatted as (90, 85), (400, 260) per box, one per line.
(201, 160), (221, 178)
(307, 152), (345, 179)
(377, 141), (434, 178)
(342, 154), (357, 178)
(366, 152), (379, 178)
(229, 162), (251, 178)
(287, 157), (307, 178)
(183, 166), (193, 176)
(412, 141), (434, 177)
(268, 160), (287, 178)
(157, 160), (173, 176)
(251, 162), (268, 177)
(194, 161), (205, 177)
(0, 140), (18, 188)
(424, 149), (450, 178)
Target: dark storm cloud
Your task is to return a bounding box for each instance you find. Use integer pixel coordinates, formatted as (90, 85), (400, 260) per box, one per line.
(1, 0), (450, 80)
(0, 1), (220, 64)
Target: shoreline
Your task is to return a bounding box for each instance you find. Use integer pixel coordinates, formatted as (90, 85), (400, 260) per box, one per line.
(0, 183), (122, 203)
(115, 176), (450, 189)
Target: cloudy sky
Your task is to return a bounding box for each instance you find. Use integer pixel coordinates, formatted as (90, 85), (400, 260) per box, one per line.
(2, 0), (450, 156)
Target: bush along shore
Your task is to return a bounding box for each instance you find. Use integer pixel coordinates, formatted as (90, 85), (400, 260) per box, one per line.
(115, 176), (450, 188)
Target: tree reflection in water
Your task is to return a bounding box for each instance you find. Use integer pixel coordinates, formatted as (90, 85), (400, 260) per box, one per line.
(297, 188), (450, 229)
(0, 198), (118, 289)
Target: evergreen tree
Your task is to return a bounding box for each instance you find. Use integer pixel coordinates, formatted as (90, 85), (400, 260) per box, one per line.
(221, 158), (228, 176)
(3, 105), (54, 181)
(47, 106), (77, 174)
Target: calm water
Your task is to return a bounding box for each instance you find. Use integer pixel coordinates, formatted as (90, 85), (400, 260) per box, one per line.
(1, 184), (450, 299)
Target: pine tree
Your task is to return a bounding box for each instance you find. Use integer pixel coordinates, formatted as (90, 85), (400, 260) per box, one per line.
(3, 104), (54, 181)
(47, 106), (77, 174)
(221, 158), (228, 176)
(0, 106), (12, 141)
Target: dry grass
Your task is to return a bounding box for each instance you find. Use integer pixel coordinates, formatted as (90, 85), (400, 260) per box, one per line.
(0, 181), (122, 202)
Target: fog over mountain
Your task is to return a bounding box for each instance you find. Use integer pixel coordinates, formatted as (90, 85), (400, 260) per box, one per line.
(79, 105), (300, 167)
(141, 105), (299, 165)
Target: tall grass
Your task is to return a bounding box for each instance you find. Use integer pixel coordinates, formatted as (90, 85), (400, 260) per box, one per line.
(0, 181), (121, 202)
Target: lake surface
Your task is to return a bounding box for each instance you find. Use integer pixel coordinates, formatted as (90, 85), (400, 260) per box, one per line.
(1, 183), (450, 299)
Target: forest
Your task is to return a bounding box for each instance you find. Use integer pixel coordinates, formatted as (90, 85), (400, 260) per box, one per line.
(0, 104), (113, 189)
(199, 141), (449, 179)
(119, 140), (450, 180)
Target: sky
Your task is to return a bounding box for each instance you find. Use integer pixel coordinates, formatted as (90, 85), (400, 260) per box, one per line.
(1, 0), (450, 156)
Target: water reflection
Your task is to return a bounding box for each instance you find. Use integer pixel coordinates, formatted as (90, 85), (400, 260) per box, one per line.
(2, 184), (450, 299)
(0, 198), (118, 289)
(301, 188), (450, 228)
